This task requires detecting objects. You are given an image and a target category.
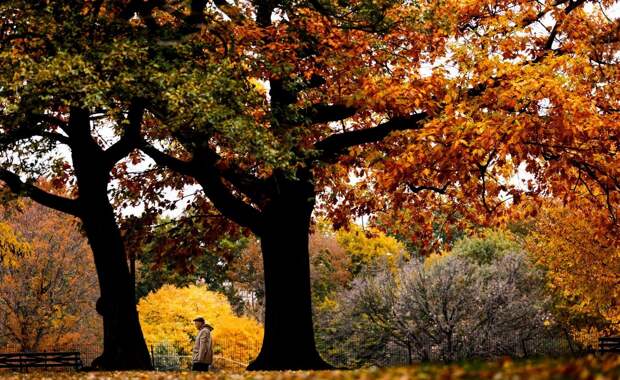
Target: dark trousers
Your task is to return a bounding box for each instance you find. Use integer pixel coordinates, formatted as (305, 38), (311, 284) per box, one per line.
(192, 362), (210, 371)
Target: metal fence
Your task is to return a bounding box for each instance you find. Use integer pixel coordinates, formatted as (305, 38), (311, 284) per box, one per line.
(319, 331), (598, 369)
(148, 339), (261, 371)
(0, 331), (600, 372)
(0, 339), (259, 371)
(0, 344), (102, 370)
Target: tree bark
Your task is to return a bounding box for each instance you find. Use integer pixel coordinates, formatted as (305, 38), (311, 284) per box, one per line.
(76, 178), (152, 370)
(247, 173), (332, 371)
(83, 199), (151, 369)
(70, 111), (151, 370)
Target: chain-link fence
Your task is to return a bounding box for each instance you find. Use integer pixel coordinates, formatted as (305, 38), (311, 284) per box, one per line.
(319, 330), (598, 369)
(148, 338), (261, 371)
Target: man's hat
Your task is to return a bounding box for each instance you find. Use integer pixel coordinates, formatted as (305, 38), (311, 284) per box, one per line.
(193, 317), (214, 330)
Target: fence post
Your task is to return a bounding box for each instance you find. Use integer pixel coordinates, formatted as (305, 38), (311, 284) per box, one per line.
(406, 341), (413, 365)
(150, 345), (155, 370)
(562, 329), (576, 355)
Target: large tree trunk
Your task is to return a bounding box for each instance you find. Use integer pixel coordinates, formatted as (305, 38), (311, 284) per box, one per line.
(77, 183), (152, 370)
(81, 193), (152, 370)
(70, 122), (152, 370)
(247, 174), (332, 371)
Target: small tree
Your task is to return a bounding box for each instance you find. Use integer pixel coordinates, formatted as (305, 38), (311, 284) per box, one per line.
(526, 204), (620, 339)
(320, 235), (550, 363)
(0, 200), (101, 351)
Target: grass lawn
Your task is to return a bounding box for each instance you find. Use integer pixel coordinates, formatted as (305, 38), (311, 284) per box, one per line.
(0, 355), (618, 379)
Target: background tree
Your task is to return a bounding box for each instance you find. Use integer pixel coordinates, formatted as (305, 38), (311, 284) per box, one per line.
(227, 224), (395, 321)
(138, 284), (263, 370)
(0, 199), (101, 351)
(318, 233), (551, 365)
(336, 224), (408, 276)
(309, 224), (352, 303)
(226, 240), (267, 322)
(526, 204), (620, 338)
(450, 229), (522, 265)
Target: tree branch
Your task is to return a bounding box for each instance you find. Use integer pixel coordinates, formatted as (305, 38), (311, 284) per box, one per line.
(302, 104), (358, 124)
(39, 132), (70, 145)
(104, 100), (145, 168)
(212, 0), (244, 21)
(144, 102), (270, 205)
(314, 112), (428, 161)
(140, 143), (196, 177)
(407, 183), (449, 194)
(195, 173), (264, 234)
(0, 169), (80, 217)
(140, 144), (264, 233)
(219, 166), (269, 205)
(0, 116), (70, 146)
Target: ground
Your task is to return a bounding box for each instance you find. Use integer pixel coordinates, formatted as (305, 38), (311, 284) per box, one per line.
(0, 355), (618, 379)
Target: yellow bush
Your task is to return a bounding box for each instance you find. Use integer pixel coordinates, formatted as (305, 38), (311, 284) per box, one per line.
(336, 224), (407, 274)
(138, 284), (263, 369)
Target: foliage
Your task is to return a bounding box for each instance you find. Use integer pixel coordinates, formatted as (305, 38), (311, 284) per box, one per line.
(0, 222), (29, 267)
(309, 227), (352, 302)
(1, 0), (617, 267)
(451, 229), (521, 265)
(317, 233), (551, 364)
(137, 284), (263, 369)
(0, 200), (101, 351)
(0, 355), (619, 379)
(336, 224), (408, 275)
(525, 204), (620, 334)
(133, 217), (249, 302)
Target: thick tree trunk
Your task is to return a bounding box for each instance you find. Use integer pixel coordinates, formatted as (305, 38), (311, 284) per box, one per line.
(70, 127), (151, 370)
(82, 198), (151, 370)
(247, 175), (332, 371)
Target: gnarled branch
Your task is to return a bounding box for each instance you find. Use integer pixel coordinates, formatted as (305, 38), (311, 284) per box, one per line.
(0, 169), (80, 217)
(315, 112), (428, 161)
(140, 143), (264, 233)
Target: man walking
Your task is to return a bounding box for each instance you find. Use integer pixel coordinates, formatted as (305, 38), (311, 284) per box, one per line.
(192, 317), (214, 371)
